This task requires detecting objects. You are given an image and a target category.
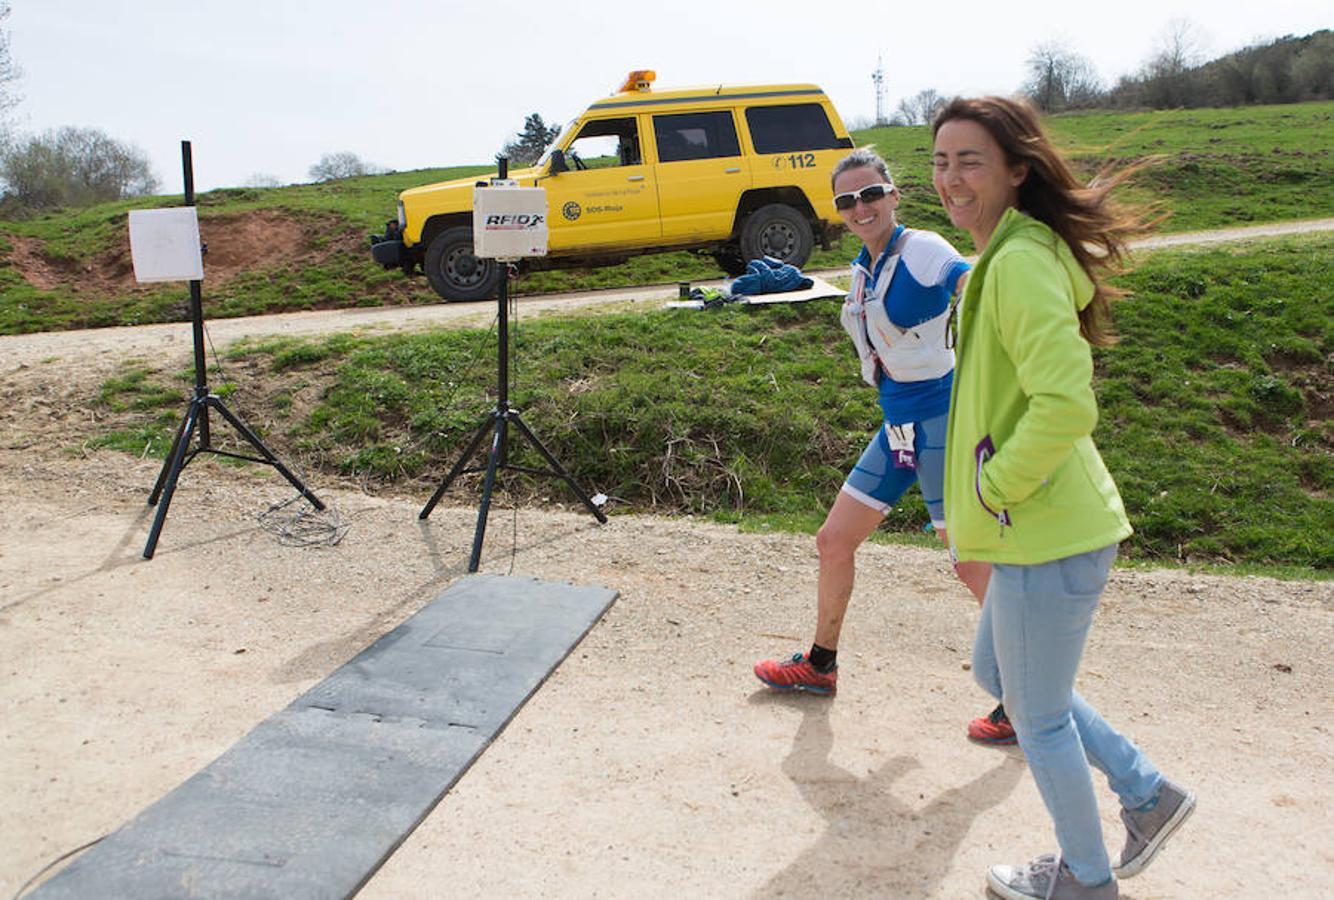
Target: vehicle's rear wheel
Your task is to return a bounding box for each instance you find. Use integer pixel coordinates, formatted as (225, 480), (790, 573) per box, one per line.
(712, 245), (747, 277)
(423, 226), (500, 301)
(739, 203), (813, 268)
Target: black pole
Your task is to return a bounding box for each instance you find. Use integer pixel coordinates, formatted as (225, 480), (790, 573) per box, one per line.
(182, 141), (210, 445)
(496, 157), (508, 413)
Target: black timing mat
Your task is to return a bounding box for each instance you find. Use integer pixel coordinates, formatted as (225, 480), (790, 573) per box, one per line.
(32, 574), (617, 899)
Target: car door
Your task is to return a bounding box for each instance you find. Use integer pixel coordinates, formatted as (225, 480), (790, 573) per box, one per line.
(541, 115), (660, 251)
(651, 109), (750, 242)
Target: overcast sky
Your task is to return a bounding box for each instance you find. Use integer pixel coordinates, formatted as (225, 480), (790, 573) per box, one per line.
(6, 1), (1330, 192)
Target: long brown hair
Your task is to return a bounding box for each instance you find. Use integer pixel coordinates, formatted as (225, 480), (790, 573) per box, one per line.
(932, 96), (1155, 346)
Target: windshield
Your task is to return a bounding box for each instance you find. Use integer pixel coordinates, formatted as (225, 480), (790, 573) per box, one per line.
(537, 119), (578, 167)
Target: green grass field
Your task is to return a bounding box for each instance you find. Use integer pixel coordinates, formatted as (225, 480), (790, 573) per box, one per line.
(93, 232), (1333, 575)
(2, 102), (1331, 334)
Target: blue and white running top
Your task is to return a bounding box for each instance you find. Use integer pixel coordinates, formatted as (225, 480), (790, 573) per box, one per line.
(841, 225), (969, 425)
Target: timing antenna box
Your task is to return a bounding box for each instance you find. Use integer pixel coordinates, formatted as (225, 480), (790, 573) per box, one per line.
(127, 207), (204, 282)
(473, 183), (548, 259)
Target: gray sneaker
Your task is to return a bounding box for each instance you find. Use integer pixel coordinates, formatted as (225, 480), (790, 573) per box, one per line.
(987, 854), (1118, 899)
(1113, 779), (1196, 878)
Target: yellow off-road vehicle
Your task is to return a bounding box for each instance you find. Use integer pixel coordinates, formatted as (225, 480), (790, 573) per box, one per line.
(370, 70), (853, 301)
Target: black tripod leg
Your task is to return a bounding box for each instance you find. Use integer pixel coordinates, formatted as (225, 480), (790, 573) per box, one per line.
(143, 401), (201, 559)
(509, 413), (608, 523)
(198, 392), (211, 449)
(209, 398), (325, 511)
(467, 417), (507, 573)
(148, 403), (195, 506)
(419, 412), (496, 520)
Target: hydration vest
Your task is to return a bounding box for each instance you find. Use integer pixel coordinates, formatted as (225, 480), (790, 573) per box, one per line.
(839, 230), (956, 388)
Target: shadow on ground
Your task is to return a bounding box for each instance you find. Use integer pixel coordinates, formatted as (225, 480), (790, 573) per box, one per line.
(753, 695), (1025, 897)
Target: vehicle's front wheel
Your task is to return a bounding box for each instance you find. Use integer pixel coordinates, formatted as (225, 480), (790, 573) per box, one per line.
(739, 204), (813, 268)
(423, 226), (500, 301)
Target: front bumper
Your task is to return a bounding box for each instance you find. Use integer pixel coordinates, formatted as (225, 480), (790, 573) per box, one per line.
(369, 221), (413, 273)
(371, 237), (405, 268)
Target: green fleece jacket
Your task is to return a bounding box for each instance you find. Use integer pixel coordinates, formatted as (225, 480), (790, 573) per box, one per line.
(944, 207), (1132, 564)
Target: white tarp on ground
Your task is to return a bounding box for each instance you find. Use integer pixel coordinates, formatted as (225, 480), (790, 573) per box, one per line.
(664, 275), (844, 309)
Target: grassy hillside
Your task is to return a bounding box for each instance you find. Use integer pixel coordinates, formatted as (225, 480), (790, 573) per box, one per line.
(90, 233), (1333, 575)
(852, 103), (1334, 236)
(2, 102), (1332, 335)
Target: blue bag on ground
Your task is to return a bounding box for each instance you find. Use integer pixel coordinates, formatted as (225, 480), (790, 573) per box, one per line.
(730, 255), (815, 295)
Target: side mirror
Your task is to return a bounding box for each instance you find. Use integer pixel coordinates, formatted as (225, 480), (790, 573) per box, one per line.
(549, 149), (568, 175)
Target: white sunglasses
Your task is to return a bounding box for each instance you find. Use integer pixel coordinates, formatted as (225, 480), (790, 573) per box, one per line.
(833, 182), (895, 211)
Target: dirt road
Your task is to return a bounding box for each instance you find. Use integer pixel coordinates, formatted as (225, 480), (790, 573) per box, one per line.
(1, 452), (1330, 898)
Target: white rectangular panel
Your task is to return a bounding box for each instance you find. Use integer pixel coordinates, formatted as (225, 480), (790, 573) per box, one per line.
(128, 207), (204, 282)
(473, 185), (548, 259)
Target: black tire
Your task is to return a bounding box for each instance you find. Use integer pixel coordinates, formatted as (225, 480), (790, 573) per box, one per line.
(712, 245), (747, 277)
(423, 226), (500, 302)
(738, 203), (813, 268)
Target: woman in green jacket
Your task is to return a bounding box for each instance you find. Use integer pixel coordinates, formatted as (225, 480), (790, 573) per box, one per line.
(931, 96), (1195, 900)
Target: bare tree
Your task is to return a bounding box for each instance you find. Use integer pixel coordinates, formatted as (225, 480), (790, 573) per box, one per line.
(308, 151), (380, 182)
(0, 126), (159, 208)
(1152, 19), (1206, 76)
(0, 1), (20, 134)
(893, 89), (945, 126)
(1024, 41), (1103, 111)
(1140, 18), (1207, 106)
(243, 172), (283, 188)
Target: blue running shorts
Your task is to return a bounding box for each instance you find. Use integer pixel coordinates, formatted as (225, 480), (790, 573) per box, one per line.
(842, 410), (947, 529)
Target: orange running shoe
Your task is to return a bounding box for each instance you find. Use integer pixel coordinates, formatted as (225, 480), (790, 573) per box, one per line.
(753, 652), (837, 695)
(968, 703), (1018, 745)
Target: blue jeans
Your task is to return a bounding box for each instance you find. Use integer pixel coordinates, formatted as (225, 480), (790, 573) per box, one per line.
(972, 544), (1163, 886)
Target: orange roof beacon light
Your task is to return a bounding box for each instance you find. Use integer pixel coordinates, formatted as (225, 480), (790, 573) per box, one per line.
(617, 69), (656, 93)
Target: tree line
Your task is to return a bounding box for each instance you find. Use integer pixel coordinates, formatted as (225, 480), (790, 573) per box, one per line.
(1117, 28), (1333, 109)
(0, 2), (393, 215)
(879, 25), (1332, 125)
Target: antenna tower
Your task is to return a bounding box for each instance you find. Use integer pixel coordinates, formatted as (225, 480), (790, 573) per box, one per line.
(872, 54), (887, 125)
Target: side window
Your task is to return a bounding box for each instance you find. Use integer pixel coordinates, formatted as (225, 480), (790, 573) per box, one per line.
(652, 111), (741, 162)
(567, 117), (641, 169)
(745, 103), (843, 154)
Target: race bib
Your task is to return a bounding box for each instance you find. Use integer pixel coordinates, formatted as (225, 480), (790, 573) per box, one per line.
(886, 423), (916, 470)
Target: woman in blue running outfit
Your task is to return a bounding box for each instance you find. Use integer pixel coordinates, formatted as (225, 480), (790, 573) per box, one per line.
(754, 149), (1004, 743)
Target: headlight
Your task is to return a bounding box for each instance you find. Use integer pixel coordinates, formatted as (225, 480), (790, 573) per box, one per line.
(397, 200), (406, 231)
